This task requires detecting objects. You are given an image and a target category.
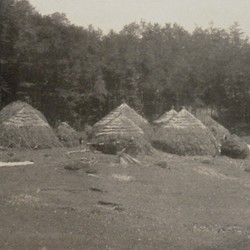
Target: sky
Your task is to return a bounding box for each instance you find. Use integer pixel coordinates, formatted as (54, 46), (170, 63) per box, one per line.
(28, 0), (250, 35)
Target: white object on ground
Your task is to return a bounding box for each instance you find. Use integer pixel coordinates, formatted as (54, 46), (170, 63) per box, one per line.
(0, 161), (34, 167)
(111, 174), (134, 182)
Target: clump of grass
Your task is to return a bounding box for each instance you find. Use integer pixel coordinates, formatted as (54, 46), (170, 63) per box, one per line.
(200, 158), (214, 165)
(244, 167), (250, 173)
(156, 161), (168, 168)
(7, 152), (14, 157)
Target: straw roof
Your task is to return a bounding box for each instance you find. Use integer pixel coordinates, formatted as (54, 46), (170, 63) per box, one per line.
(151, 108), (219, 156)
(0, 101), (62, 149)
(93, 103), (150, 135)
(154, 108), (178, 124)
(165, 108), (208, 129)
(95, 114), (144, 139)
(196, 114), (230, 143)
(92, 114), (152, 155)
(55, 122), (80, 147)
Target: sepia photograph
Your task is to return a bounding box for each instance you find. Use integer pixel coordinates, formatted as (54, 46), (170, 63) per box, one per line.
(1, 0), (250, 249)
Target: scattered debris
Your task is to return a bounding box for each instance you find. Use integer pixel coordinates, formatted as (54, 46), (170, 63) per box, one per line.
(40, 187), (86, 193)
(67, 149), (90, 155)
(194, 166), (236, 181)
(111, 174), (134, 182)
(97, 201), (124, 212)
(118, 149), (141, 166)
(6, 194), (40, 206)
(89, 187), (105, 193)
(192, 224), (248, 235)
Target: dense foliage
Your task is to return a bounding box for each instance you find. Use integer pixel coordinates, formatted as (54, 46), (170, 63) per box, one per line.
(1, 0), (250, 132)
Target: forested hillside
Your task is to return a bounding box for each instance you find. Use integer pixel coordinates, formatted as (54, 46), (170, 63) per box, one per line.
(1, 0), (250, 132)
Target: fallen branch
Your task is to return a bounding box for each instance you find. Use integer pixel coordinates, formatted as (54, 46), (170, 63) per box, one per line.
(67, 149), (90, 155)
(0, 161), (34, 168)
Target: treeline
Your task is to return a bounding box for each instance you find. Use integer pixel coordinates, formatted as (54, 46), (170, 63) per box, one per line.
(1, 0), (250, 132)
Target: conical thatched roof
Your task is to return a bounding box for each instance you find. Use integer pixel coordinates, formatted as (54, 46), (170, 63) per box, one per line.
(95, 114), (144, 139)
(165, 108), (208, 129)
(55, 122), (81, 147)
(154, 108), (178, 124)
(0, 101), (62, 149)
(151, 108), (219, 156)
(93, 103), (150, 135)
(196, 114), (230, 143)
(92, 114), (152, 155)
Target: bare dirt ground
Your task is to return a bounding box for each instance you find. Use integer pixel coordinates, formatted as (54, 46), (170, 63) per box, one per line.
(0, 146), (250, 249)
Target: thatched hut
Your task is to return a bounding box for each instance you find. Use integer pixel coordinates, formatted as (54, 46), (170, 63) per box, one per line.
(55, 122), (82, 147)
(0, 101), (62, 149)
(93, 102), (151, 137)
(151, 108), (219, 156)
(196, 114), (230, 143)
(153, 108), (178, 125)
(91, 114), (152, 155)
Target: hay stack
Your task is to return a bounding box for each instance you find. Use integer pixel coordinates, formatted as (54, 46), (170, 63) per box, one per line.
(151, 108), (219, 156)
(221, 134), (249, 159)
(55, 122), (80, 147)
(93, 102), (151, 136)
(0, 101), (62, 149)
(196, 114), (230, 143)
(92, 114), (152, 155)
(153, 108), (178, 125)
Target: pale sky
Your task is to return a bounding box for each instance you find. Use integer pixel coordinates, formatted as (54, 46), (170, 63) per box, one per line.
(29, 0), (250, 35)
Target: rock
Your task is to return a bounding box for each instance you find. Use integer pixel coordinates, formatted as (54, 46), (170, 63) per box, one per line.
(221, 134), (250, 159)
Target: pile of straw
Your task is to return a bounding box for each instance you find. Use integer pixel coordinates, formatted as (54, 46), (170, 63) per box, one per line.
(197, 114), (230, 143)
(221, 134), (249, 159)
(93, 102), (151, 137)
(151, 108), (219, 156)
(92, 114), (152, 155)
(0, 101), (62, 149)
(55, 122), (81, 147)
(153, 108), (178, 125)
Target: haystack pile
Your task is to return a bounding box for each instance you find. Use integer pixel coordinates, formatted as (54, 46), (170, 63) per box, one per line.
(55, 122), (81, 147)
(92, 114), (152, 155)
(0, 101), (62, 149)
(151, 108), (219, 156)
(221, 134), (249, 159)
(93, 102), (151, 137)
(153, 108), (178, 125)
(197, 114), (230, 143)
